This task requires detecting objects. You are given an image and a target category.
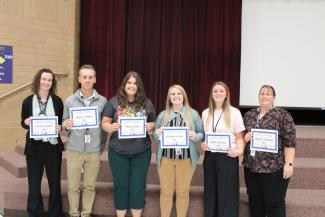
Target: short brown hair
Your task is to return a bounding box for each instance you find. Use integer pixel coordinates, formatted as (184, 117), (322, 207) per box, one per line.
(79, 64), (96, 75)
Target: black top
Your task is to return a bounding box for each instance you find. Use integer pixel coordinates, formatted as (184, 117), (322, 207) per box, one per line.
(103, 96), (156, 155)
(21, 94), (64, 155)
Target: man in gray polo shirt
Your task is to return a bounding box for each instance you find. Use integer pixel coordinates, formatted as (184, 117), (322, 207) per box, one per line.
(63, 64), (107, 217)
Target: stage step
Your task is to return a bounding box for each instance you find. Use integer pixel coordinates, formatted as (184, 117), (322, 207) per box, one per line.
(295, 138), (325, 158)
(2, 129), (324, 217)
(0, 152), (26, 178)
(1, 167), (324, 217)
(2, 149), (325, 190)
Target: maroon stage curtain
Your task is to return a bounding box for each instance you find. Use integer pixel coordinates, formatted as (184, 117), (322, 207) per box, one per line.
(80, 0), (242, 114)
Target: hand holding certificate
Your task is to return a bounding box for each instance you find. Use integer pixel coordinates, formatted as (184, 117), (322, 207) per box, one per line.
(205, 132), (231, 153)
(30, 116), (58, 138)
(118, 116), (146, 139)
(70, 106), (99, 129)
(161, 127), (189, 149)
(251, 128), (278, 153)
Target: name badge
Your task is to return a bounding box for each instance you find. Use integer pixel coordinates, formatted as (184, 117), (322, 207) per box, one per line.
(175, 148), (182, 155)
(85, 135), (91, 144)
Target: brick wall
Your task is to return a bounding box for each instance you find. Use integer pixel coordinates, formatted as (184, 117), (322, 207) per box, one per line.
(0, 0), (80, 153)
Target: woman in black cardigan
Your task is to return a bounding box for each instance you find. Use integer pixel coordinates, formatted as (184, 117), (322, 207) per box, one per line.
(21, 68), (64, 217)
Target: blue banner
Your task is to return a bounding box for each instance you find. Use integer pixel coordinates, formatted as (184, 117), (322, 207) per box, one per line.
(0, 45), (13, 83)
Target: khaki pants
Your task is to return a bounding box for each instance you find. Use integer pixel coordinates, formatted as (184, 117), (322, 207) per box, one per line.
(66, 150), (100, 217)
(158, 157), (195, 217)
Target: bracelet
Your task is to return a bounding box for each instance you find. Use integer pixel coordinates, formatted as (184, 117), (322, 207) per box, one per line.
(285, 162), (293, 166)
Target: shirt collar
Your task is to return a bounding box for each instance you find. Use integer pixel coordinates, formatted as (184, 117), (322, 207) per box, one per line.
(80, 91), (95, 100)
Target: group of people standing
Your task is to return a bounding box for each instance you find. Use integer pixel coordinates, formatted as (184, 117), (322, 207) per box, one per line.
(21, 65), (296, 217)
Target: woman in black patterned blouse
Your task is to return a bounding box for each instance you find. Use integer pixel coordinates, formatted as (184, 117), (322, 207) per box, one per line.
(243, 85), (296, 217)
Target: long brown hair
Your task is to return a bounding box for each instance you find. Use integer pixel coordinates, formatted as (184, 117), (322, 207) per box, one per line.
(31, 68), (57, 95)
(117, 71), (147, 111)
(205, 81), (231, 128)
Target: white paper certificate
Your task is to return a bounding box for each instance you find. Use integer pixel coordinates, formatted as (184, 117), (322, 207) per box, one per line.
(205, 132), (231, 153)
(70, 106), (99, 129)
(118, 117), (146, 139)
(161, 127), (189, 149)
(251, 128), (278, 153)
(30, 116), (58, 138)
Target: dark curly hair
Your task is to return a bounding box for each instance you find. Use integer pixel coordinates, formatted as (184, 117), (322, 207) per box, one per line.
(31, 68), (57, 95)
(117, 71), (147, 111)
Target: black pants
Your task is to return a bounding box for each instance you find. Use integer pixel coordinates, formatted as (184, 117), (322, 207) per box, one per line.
(26, 141), (63, 217)
(244, 167), (289, 217)
(203, 151), (239, 217)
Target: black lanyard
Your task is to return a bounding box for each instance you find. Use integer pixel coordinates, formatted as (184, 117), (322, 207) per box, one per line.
(212, 110), (223, 132)
(37, 94), (50, 116)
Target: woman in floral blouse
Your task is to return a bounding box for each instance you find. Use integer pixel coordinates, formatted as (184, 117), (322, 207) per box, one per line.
(243, 85), (296, 217)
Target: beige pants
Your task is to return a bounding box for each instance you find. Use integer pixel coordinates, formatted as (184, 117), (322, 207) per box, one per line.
(158, 157), (195, 217)
(66, 150), (100, 217)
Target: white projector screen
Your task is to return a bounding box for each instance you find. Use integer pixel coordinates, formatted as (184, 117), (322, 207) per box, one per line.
(240, 0), (325, 109)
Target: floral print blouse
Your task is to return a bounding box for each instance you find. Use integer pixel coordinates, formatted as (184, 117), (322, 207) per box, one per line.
(242, 107), (296, 173)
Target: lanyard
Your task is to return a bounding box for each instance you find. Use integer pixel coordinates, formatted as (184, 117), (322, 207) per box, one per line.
(37, 94), (49, 116)
(212, 110), (223, 132)
(256, 113), (263, 128)
(256, 106), (275, 127)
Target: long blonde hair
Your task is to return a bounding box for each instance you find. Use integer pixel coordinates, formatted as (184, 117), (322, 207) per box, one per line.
(205, 81), (231, 129)
(161, 85), (193, 129)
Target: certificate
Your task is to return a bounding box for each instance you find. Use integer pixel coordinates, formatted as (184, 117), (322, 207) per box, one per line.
(161, 127), (189, 149)
(118, 116), (146, 139)
(251, 128), (278, 153)
(70, 106), (99, 129)
(30, 116), (58, 138)
(205, 132), (231, 153)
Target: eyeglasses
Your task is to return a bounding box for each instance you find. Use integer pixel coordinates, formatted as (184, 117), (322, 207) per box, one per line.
(259, 93), (273, 96)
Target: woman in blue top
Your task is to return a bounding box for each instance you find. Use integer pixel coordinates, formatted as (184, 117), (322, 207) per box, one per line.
(153, 84), (204, 217)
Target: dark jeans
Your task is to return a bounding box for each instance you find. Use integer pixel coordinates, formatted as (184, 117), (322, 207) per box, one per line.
(203, 151), (239, 217)
(26, 141), (63, 217)
(109, 147), (151, 210)
(244, 167), (289, 217)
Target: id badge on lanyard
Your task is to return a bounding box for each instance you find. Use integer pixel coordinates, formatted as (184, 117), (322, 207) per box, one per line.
(85, 129), (91, 143)
(175, 148), (182, 156)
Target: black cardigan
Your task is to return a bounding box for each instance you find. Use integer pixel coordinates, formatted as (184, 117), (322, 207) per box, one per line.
(21, 94), (64, 155)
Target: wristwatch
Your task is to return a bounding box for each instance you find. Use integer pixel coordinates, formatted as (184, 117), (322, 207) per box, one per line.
(285, 162), (293, 166)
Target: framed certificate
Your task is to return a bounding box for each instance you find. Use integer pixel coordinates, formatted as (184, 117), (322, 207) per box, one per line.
(161, 127), (189, 149)
(118, 116), (146, 139)
(251, 128), (278, 153)
(205, 132), (231, 153)
(30, 116), (58, 138)
(70, 106), (99, 129)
